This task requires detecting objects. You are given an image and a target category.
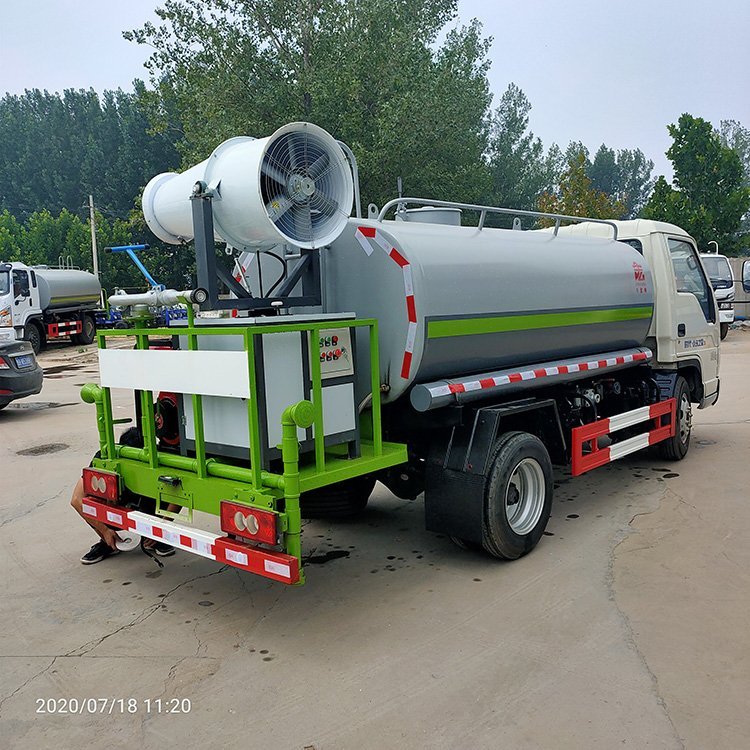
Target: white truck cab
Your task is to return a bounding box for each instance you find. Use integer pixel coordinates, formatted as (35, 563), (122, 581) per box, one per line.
(557, 219), (720, 410)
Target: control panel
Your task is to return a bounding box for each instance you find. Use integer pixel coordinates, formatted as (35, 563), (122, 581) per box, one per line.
(315, 327), (354, 379)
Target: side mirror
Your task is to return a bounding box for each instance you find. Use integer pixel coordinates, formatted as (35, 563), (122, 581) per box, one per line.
(744, 260), (750, 293)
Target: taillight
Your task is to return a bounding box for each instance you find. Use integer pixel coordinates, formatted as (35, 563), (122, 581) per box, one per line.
(82, 467), (120, 503)
(220, 501), (278, 545)
(0, 357), (9, 369)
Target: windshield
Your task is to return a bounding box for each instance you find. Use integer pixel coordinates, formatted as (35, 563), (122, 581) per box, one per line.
(0, 271), (9, 296)
(701, 256), (732, 288)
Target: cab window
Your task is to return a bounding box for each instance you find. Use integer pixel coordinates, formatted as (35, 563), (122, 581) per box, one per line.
(12, 270), (30, 299)
(668, 239), (715, 322)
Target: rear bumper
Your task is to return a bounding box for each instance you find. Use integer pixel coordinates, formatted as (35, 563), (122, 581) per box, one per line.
(0, 343), (43, 403)
(81, 497), (300, 584)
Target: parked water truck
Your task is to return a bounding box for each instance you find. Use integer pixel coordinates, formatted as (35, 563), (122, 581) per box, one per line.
(0, 262), (101, 353)
(78, 122), (720, 585)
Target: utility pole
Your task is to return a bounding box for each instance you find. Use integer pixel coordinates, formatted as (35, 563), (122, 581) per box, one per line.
(88, 194), (99, 279)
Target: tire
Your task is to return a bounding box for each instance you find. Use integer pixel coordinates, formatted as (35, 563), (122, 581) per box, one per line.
(449, 536), (482, 552)
(720, 322), (729, 340)
(655, 376), (692, 461)
(71, 314), (96, 345)
(482, 431), (553, 560)
(300, 474), (377, 519)
(24, 323), (43, 355)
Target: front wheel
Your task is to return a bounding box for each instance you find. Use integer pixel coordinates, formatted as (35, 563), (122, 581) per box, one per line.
(655, 376), (692, 460)
(720, 322), (729, 340)
(482, 432), (553, 560)
(24, 323), (43, 355)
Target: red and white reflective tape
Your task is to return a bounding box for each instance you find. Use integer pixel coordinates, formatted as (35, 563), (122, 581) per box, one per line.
(355, 226), (417, 379)
(47, 320), (83, 338)
(571, 398), (676, 476)
(426, 350), (652, 400)
(80, 498), (300, 584)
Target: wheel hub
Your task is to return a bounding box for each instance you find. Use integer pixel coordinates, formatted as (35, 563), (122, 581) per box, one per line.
(505, 458), (546, 535)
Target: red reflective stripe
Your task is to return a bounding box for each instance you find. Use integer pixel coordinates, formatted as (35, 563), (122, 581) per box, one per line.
(358, 226), (376, 238)
(400, 351), (413, 379)
(405, 295), (417, 323)
(598, 360), (608, 368)
(449, 383), (465, 394)
(389, 248), (409, 267)
(151, 526), (163, 538)
(179, 534), (192, 548)
(579, 363), (589, 371)
(558, 365), (569, 374)
(479, 378), (495, 389)
(533, 368), (547, 378)
(508, 373), (523, 383)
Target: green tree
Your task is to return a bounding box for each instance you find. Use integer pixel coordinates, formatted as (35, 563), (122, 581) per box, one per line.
(125, 0), (494, 208)
(537, 153), (626, 223)
(0, 88), (179, 218)
(643, 114), (750, 255)
(486, 83), (561, 212)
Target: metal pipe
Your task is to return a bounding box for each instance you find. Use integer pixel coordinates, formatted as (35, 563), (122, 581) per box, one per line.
(280, 400), (315, 582)
(410, 348), (653, 412)
(377, 197), (620, 240)
(108, 288), (207, 308)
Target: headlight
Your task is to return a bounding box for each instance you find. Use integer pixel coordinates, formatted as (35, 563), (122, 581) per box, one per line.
(0, 306), (11, 327)
(719, 302), (733, 310)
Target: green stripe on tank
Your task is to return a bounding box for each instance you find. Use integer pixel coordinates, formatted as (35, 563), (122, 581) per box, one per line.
(427, 306), (653, 339)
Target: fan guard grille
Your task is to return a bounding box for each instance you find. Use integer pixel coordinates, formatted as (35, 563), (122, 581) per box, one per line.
(260, 130), (351, 248)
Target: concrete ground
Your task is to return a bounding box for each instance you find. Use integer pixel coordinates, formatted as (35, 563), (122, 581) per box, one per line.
(0, 333), (748, 750)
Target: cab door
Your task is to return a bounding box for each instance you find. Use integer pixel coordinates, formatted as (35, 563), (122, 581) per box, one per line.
(11, 269), (35, 329)
(667, 237), (720, 399)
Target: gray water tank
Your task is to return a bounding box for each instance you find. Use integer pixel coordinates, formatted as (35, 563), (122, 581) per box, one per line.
(34, 268), (101, 311)
(324, 219), (654, 403)
(397, 206), (462, 226)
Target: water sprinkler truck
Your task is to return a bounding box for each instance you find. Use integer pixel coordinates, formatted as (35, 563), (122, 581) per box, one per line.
(79, 122), (721, 585)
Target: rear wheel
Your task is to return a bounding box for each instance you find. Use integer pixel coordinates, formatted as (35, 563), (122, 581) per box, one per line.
(24, 323), (43, 355)
(300, 474), (377, 519)
(71, 314), (96, 345)
(720, 322), (729, 340)
(655, 376), (692, 460)
(482, 432), (553, 560)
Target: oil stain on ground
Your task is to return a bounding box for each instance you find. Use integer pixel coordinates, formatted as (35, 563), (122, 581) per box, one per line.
(303, 550), (350, 565)
(16, 443), (69, 456)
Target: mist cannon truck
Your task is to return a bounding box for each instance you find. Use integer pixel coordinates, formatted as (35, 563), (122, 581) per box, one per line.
(79, 122), (720, 585)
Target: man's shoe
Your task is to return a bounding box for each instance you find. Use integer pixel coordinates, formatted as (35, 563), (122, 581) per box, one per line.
(141, 539), (176, 557)
(81, 540), (119, 565)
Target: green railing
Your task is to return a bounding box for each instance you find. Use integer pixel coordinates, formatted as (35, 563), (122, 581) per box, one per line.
(83, 305), (408, 581)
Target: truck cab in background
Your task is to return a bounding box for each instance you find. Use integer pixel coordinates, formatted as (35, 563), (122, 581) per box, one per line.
(699, 252), (735, 340)
(0, 261), (101, 353)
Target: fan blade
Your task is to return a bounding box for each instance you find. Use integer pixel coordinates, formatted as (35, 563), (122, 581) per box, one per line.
(266, 195), (293, 221)
(288, 138), (300, 171)
(292, 204), (313, 240)
(307, 153), (329, 180)
(261, 160), (288, 185)
(311, 190), (337, 216)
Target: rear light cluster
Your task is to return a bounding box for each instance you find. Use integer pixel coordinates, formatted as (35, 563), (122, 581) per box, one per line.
(0, 356), (9, 370)
(82, 467), (120, 503)
(220, 501), (278, 546)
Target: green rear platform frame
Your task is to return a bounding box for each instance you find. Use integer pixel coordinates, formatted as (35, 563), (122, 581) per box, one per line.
(81, 305), (407, 584)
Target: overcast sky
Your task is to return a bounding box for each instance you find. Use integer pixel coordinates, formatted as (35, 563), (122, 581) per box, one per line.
(2, 0), (749, 179)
